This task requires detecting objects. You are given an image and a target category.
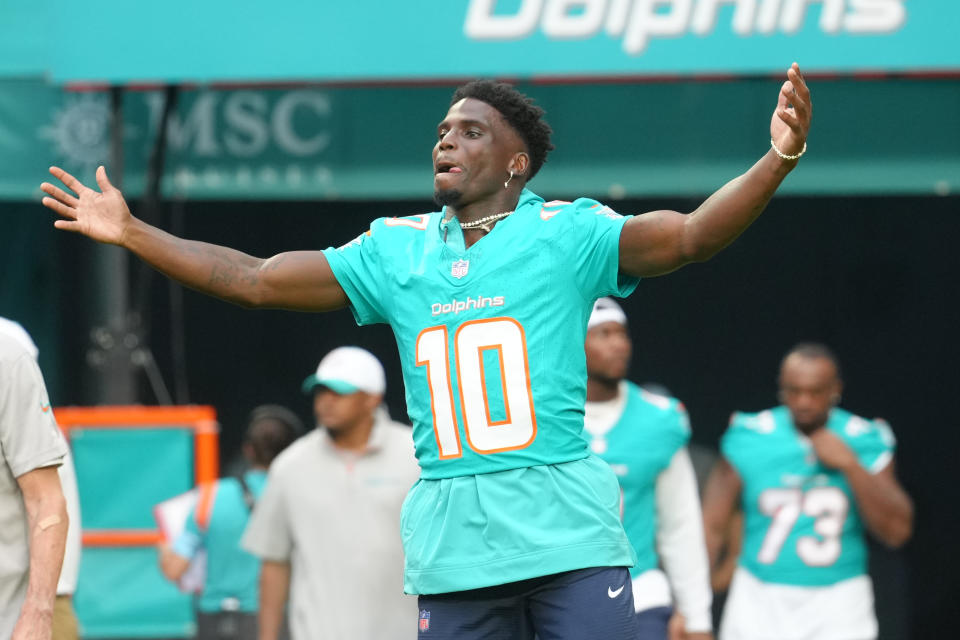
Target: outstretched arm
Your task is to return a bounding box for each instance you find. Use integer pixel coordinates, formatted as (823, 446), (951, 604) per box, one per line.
(41, 167), (349, 311)
(619, 63), (811, 277)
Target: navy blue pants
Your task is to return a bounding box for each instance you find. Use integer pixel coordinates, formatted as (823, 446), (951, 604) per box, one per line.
(635, 606), (672, 640)
(416, 567), (640, 639)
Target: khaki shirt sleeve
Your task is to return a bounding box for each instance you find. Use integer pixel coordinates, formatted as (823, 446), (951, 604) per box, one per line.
(0, 351), (68, 478)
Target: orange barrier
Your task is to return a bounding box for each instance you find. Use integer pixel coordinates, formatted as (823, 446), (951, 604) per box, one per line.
(82, 530), (165, 547)
(55, 405), (219, 548)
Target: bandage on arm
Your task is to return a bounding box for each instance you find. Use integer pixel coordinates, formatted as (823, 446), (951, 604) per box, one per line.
(14, 466), (68, 623)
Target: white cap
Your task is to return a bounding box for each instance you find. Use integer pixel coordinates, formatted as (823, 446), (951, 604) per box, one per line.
(588, 297), (627, 329)
(0, 317), (39, 359)
(301, 346), (386, 395)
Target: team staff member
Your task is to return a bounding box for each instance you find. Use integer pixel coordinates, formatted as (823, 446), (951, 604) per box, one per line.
(584, 299), (713, 640)
(242, 347), (419, 640)
(703, 344), (913, 640)
(0, 317), (69, 640)
(159, 406), (302, 640)
(41, 63), (812, 639)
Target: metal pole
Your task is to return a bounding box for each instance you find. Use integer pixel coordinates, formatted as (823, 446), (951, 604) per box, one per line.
(87, 85), (138, 404)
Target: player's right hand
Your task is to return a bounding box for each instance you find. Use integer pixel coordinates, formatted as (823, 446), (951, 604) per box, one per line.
(41, 166), (133, 246)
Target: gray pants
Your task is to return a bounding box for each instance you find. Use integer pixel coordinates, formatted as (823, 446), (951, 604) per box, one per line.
(195, 611), (258, 640)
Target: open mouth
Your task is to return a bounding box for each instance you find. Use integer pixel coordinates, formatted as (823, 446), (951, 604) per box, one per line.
(435, 161), (462, 175)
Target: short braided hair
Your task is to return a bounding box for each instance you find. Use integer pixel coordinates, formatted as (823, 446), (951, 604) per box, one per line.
(451, 80), (554, 181)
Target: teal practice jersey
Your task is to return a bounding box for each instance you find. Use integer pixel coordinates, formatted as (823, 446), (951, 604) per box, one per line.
(324, 189), (640, 593)
(587, 382), (691, 577)
(324, 189), (639, 479)
(722, 406), (895, 587)
(175, 471), (267, 612)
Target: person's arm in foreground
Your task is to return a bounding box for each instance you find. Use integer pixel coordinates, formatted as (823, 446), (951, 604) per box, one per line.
(619, 63), (812, 277)
(258, 561), (291, 640)
(12, 466), (68, 640)
(808, 429), (913, 547)
(40, 168), (347, 312)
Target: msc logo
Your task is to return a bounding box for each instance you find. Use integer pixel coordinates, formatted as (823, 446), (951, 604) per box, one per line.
(465, 0), (907, 55)
(39, 94), (114, 170)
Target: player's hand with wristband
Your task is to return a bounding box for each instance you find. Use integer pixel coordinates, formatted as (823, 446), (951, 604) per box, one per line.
(769, 62), (811, 163)
(41, 165), (134, 246)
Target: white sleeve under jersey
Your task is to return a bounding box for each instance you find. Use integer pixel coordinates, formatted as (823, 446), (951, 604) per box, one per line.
(655, 447), (713, 633)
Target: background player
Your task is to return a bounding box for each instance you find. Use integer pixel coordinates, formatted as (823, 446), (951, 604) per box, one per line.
(702, 343), (913, 640)
(584, 298), (713, 640)
(40, 65), (811, 639)
(159, 405), (301, 640)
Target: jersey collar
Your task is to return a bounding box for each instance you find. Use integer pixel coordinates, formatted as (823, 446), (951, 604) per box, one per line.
(437, 189), (545, 251)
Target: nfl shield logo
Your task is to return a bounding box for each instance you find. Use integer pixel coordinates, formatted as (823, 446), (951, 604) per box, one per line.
(419, 610), (431, 632)
(450, 259), (470, 279)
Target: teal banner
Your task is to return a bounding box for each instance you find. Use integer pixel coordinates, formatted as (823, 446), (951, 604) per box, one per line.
(0, 1), (958, 82)
(1, 77), (958, 200)
(71, 427), (196, 637)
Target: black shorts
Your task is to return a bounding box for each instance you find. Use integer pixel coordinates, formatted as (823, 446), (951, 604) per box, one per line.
(416, 566), (640, 639)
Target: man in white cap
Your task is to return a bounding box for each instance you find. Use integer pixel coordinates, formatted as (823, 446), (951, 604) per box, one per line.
(583, 299), (713, 640)
(242, 346), (420, 640)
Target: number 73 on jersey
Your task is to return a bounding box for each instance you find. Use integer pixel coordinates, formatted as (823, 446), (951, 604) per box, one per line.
(416, 317), (538, 458)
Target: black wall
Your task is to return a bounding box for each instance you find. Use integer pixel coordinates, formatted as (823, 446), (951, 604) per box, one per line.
(10, 193), (958, 638)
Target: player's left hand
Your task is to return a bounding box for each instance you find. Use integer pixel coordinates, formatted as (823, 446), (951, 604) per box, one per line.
(808, 428), (858, 472)
(770, 62), (811, 160)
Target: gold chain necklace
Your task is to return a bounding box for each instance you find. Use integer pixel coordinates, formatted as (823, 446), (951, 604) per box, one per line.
(459, 210), (514, 233)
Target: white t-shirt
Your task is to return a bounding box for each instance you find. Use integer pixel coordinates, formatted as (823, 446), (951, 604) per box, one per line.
(0, 332), (68, 637)
(242, 413), (420, 640)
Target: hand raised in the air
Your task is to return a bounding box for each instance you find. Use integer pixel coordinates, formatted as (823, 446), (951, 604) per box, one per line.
(41, 166), (133, 246)
(770, 62), (812, 160)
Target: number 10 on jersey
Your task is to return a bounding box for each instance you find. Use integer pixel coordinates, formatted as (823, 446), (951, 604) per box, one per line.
(416, 317), (538, 459)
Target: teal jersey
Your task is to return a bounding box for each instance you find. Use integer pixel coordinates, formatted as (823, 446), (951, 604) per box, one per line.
(324, 189), (639, 478)
(324, 189), (640, 593)
(722, 407), (895, 587)
(174, 471), (267, 612)
(586, 382), (690, 577)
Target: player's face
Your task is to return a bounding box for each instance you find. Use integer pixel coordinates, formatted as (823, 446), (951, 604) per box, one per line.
(778, 354), (842, 433)
(433, 98), (524, 208)
(585, 321), (632, 383)
(313, 388), (378, 433)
